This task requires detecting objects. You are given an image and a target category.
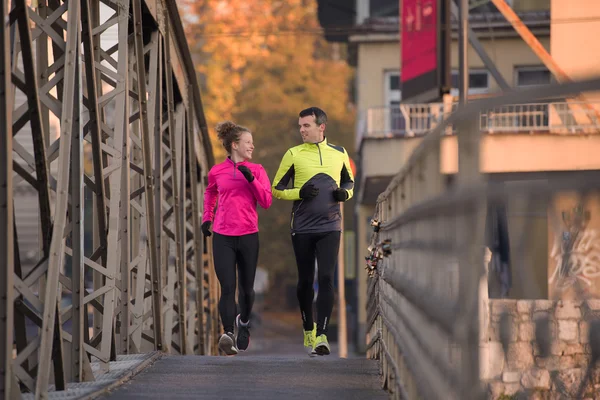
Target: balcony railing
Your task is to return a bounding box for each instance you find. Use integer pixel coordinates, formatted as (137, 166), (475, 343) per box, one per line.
(358, 101), (600, 146)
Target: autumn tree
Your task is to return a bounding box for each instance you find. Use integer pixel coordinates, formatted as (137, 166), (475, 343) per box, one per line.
(182, 0), (355, 308)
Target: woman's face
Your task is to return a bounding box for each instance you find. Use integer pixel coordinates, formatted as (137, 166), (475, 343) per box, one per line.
(232, 131), (254, 161)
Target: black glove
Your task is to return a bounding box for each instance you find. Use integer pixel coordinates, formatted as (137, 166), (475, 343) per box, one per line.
(237, 165), (254, 183)
(333, 188), (348, 202)
(299, 184), (319, 199)
(201, 221), (212, 237)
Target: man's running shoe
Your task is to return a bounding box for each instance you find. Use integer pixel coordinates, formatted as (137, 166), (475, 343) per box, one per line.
(235, 314), (250, 351)
(313, 334), (330, 356)
(218, 332), (238, 356)
(303, 323), (317, 357)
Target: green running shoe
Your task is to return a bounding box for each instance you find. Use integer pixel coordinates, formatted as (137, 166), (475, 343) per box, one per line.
(313, 334), (330, 356)
(303, 323), (317, 357)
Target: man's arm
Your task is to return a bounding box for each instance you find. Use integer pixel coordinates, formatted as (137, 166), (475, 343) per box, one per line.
(339, 148), (354, 200)
(272, 149), (300, 201)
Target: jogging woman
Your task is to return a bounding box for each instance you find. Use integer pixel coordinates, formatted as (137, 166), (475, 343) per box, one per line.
(202, 121), (272, 355)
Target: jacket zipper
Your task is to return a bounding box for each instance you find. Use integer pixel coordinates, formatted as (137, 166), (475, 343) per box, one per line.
(291, 199), (304, 231)
(290, 203), (297, 230)
(316, 143), (323, 165)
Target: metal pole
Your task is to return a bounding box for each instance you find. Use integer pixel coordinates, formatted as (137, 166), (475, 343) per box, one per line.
(457, 0), (479, 385)
(99, 0), (130, 367)
(164, 21), (187, 355)
(132, 0), (163, 352)
(118, 77), (131, 355)
(456, 116), (484, 399)
(450, 0), (510, 91)
(148, 30), (165, 352)
(90, 0), (106, 352)
(70, 52), (85, 382)
(80, 0), (109, 368)
(458, 0), (469, 104)
(11, 9), (56, 385)
(35, 0), (80, 392)
(337, 204), (348, 358)
(185, 100), (206, 355)
(11, 0), (69, 391)
(1, 0), (17, 396)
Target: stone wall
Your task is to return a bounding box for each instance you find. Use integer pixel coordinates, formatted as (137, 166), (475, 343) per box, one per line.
(480, 299), (600, 399)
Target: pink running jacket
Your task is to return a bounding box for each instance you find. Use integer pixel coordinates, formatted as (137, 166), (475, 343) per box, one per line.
(202, 158), (272, 236)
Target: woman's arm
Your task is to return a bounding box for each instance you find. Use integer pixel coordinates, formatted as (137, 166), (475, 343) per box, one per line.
(202, 169), (218, 222)
(250, 165), (272, 209)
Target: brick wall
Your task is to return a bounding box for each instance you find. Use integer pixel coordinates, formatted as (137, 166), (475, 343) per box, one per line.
(480, 299), (600, 399)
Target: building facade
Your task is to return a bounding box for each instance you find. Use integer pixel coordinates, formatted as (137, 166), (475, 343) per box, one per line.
(319, 0), (600, 357)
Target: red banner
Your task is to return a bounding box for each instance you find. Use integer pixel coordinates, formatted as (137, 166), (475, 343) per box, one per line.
(401, 0), (438, 82)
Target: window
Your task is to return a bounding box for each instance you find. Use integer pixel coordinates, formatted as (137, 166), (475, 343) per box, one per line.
(385, 70), (401, 103)
(389, 74), (400, 92)
(384, 71), (405, 133)
(370, 0), (399, 18)
(514, 66), (551, 128)
(515, 66), (551, 87)
(450, 69), (490, 96)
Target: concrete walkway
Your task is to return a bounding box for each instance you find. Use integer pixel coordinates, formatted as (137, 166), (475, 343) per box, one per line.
(102, 314), (387, 400)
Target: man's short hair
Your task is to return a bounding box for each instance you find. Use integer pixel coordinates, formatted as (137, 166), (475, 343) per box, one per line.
(299, 107), (327, 126)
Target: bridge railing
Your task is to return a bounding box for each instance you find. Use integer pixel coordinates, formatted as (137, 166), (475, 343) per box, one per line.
(365, 79), (600, 400)
(1, 0), (220, 398)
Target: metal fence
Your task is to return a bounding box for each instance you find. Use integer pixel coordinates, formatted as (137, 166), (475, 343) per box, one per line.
(365, 79), (600, 399)
(361, 100), (600, 140)
(363, 103), (452, 138)
(1, 0), (220, 398)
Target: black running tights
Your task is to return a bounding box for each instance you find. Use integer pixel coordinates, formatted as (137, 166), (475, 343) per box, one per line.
(213, 232), (259, 333)
(291, 231), (340, 336)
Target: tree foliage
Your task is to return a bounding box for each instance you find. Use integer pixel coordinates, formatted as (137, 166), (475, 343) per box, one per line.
(183, 0), (355, 307)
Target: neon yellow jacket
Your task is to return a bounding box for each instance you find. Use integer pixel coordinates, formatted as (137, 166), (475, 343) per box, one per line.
(272, 137), (354, 233)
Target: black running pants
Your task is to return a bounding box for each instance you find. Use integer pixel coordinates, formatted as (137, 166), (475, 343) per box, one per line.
(291, 231), (340, 336)
(213, 232), (259, 333)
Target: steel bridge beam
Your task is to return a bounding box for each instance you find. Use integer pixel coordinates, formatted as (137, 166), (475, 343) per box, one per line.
(1, 0), (217, 395)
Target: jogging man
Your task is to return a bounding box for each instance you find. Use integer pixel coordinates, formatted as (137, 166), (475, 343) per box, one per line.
(272, 107), (354, 356)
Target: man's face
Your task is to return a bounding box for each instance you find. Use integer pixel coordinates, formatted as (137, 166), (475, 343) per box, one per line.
(298, 115), (325, 143)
